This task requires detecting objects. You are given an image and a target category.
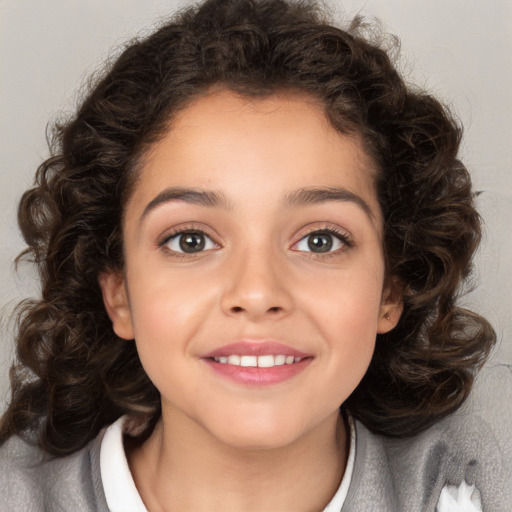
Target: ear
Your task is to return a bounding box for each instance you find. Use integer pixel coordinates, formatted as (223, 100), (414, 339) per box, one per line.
(98, 271), (135, 340)
(377, 287), (403, 334)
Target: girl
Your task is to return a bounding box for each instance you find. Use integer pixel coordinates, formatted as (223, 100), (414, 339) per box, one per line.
(0, 0), (510, 510)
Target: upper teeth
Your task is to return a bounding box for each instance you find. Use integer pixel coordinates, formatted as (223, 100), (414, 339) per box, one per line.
(213, 355), (302, 367)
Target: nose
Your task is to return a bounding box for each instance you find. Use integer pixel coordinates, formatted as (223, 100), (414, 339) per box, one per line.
(220, 247), (294, 321)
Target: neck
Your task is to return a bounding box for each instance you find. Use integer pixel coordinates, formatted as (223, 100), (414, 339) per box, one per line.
(127, 409), (348, 512)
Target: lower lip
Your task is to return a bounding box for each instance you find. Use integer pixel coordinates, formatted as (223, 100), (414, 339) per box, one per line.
(203, 358), (312, 386)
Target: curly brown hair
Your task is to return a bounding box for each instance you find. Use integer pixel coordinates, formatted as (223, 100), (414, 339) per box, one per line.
(0, 0), (495, 455)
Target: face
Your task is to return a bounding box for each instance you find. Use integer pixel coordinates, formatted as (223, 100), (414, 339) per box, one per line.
(100, 90), (401, 450)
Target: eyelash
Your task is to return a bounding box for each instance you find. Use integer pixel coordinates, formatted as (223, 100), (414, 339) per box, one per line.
(157, 225), (353, 258)
(157, 225), (219, 259)
(292, 226), (353, 256)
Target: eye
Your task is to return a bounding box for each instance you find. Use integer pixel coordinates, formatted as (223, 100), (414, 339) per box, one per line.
(163, 231), (217, 254)
(293, 230), (349, 254)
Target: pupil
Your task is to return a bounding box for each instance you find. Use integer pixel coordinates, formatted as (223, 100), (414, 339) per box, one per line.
(179, 232), (205, 253)
(308, 233), (332, 253)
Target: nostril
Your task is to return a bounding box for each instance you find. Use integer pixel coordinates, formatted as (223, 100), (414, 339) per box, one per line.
(229, 305), (281, 314)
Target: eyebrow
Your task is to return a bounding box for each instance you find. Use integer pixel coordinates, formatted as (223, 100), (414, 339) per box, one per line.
(140, 185), (375, 223)
(140, 187), (232, 222)
(284, 186), (375, 220)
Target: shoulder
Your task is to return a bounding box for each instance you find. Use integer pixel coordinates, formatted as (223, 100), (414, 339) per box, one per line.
(435, 362), (512, 499)
(0, 429), (109, 512)
(344, 363), (512, 512)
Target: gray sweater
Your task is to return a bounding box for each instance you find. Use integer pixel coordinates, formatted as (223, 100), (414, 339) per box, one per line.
(1, 363), (511, 511)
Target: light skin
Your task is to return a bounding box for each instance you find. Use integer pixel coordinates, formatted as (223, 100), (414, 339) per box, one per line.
(100, 89), (402, 511)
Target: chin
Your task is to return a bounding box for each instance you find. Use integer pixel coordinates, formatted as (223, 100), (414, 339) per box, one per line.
(209, 415), (310, 451)
(219, 431), (301, 451)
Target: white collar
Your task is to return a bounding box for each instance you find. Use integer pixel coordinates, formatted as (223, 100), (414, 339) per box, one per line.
(100, 413), (356, 512)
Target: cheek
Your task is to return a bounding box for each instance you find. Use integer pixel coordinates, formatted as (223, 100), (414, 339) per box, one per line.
(128, 289), (202, 400)
(125, 280), (206, 389)
(322, 291), (380, 368)
(299, 260), (384, 379)
(128, 263), (216, 336)
(304, 259), (384, 330)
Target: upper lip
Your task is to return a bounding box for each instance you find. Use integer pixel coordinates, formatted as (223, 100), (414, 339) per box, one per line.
(202, 340), (310, 358)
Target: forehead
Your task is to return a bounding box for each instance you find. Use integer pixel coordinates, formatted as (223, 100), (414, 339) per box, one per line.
(128, 89), (380, 221)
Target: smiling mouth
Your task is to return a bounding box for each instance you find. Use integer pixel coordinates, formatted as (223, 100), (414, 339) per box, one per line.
(202, 341), (312, 385)
(210, 354), (304, 368)
(204, 354), (312, 386)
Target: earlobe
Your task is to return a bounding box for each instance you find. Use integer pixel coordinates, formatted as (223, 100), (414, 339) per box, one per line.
(98, 271), (135, 340)
(377, 300), (403, 334)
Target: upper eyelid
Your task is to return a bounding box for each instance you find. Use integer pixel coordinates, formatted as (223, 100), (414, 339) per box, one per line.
(289, 227), (354, 257)
(157, 223), (221, 247)
(292, 224), (353, 243)
(156, 223), (353, 249)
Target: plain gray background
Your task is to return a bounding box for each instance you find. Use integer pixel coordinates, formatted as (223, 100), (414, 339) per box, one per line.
(1, 0), (511, 410)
